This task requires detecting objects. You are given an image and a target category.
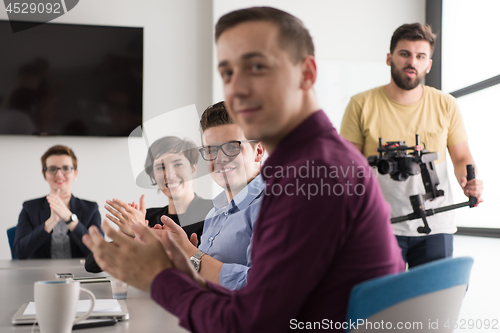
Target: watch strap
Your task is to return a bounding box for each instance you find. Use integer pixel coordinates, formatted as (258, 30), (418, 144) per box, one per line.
(65, 213), (77, 224)
(192, 250), (206, 260)
(190, 250), (206, 272)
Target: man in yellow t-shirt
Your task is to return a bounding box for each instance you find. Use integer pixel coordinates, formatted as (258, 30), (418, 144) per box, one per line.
(340, 23), (483, 268)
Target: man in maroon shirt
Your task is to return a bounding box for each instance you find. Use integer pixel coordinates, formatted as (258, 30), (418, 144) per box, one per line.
(84, 7), (404, 332)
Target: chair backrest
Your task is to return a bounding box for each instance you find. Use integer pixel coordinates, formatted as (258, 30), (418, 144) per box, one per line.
(7, 226), (17, 259)
(346, 256), (474, 332)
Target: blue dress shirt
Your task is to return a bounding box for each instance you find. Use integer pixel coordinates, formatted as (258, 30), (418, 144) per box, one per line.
(199, 175), (264, 290)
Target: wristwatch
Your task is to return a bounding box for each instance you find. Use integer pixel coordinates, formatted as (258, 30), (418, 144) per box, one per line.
(189, 250), (206, 272)
(65, 213), (78, 224)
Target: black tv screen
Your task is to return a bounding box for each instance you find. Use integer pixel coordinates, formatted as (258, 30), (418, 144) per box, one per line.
(0, 20), (143, 136)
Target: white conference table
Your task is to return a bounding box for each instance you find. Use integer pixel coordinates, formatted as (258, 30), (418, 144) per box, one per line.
(0, 259), (189, 332)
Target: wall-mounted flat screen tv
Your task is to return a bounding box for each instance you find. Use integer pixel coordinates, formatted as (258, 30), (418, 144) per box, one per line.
(0, 20), (143, 137)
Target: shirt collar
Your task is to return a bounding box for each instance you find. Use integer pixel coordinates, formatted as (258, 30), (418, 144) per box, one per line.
(212, 174), (265, 211)
(262, 110), (333, 182)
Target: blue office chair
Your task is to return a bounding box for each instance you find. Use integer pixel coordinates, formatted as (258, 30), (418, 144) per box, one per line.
(7, 226), (17, 259)
(346, 256), (473, 332)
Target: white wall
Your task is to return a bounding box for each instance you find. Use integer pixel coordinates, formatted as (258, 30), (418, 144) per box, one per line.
(0, 0), (215, 259)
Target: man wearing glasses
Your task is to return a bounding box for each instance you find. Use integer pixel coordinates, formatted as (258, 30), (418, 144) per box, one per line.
(159, 101), (265, 290)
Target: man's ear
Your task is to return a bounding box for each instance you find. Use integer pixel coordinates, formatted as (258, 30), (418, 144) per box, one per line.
(254, 142), (265, 163)
(386, 53), (392, 66)
(426, 58), (433, 74)
(300, 56), (317, 90)
(191, 163), (198, 176)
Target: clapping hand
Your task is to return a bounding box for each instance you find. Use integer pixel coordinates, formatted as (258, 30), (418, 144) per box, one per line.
(148, 216), (198, 255)
(83, 221), (206, 291)
(46, 189), (72, 222)
(105, 195), (147, 237)
(83, 221), (172, 291)
(146, 223), (206, 288)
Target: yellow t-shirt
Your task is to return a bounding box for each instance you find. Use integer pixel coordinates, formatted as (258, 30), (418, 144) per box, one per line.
(340, 85), (468, 236)
(341, 85), (467, 163)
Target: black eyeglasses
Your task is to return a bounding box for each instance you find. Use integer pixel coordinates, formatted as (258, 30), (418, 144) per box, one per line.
(44, 166), (75, 175)
(199, 140), (257, 161)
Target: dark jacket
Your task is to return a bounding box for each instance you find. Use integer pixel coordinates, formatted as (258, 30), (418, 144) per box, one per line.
(146, 194), (214, 243)
(14, 195), (102, 259)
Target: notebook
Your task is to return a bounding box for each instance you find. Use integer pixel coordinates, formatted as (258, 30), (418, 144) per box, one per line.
(11, 299), (129, 324)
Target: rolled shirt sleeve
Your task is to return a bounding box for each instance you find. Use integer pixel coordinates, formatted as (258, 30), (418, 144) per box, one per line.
(219, 263), (250, 290)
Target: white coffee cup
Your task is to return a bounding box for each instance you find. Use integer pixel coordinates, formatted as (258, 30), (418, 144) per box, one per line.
(34, 280), (96, 333)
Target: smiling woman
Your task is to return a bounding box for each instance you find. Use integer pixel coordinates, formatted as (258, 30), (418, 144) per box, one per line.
(84, 137), (214, 274)
(13, 145), (103, 259)
(142, 136), (213, 238)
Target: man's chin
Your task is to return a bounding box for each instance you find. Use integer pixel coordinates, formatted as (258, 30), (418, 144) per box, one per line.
(222, 181), (247, 194)
(395, 78), (420, 91)
(243, 128), (263, 142)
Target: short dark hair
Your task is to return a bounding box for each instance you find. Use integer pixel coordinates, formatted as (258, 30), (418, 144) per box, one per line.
(215, 6), (314, 63)
(200, 102), (258, 148)
(200, 101), (233, 132)
(390, 23), (436, 56)
(144, 136), (198, 186)
(41, 145), (77, 176)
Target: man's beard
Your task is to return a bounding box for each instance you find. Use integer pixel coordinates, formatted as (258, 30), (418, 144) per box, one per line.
(390, 60), (425, 91)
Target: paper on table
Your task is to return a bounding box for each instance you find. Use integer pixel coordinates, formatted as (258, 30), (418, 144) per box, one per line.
(23, 299), (122, 316)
